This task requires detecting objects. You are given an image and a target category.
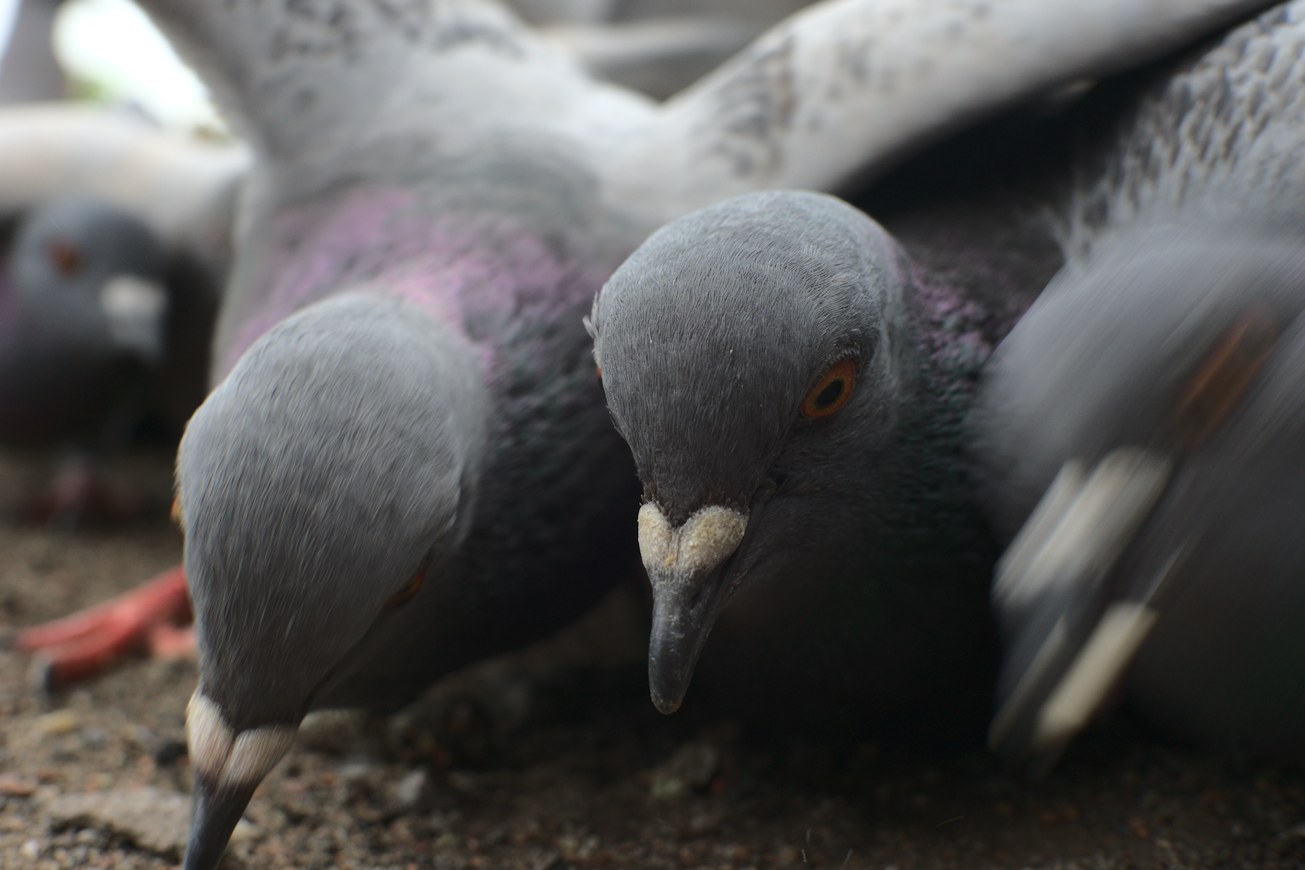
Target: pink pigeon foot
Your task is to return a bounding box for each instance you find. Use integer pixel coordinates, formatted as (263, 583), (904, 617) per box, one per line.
(12, 564), (192, 689)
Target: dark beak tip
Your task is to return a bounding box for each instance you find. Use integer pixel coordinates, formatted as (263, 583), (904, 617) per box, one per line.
(651, 691), (685, 716)
(184, 775), (257, 870)
(648, 655), (693, 716)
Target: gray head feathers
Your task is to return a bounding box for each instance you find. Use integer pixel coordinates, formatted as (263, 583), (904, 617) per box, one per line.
(591, 190), (907, 521)
(178, 294), (486, 730)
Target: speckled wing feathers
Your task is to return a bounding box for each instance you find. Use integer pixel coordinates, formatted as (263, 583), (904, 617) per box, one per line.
(1062, 1), (1305, 260)
(611, 0), (1280, 220)
(132, 0), (585, 157)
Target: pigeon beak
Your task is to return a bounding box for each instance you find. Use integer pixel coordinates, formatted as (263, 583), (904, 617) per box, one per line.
(637, 503), (748, 714)
(184, 691), (298, 870)
(185, 773), (259, 870)
(99, 274), (169, 366)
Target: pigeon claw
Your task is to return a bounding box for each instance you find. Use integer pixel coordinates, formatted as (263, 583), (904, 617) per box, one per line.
(14, 564), (193, 688)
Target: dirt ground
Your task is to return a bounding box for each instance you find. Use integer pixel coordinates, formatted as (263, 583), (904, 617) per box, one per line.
(1, 448), (1304, 870)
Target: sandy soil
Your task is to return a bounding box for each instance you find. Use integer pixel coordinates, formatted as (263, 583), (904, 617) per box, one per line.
(1, 448), (1304, 870)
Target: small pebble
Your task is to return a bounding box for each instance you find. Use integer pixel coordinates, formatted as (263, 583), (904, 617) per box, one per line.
(650, 741), (720, 801)
(151, 737), (189, 767)
(335, 756), (378, 784)
(390, 768), (433, 813)
(299, 708), (368, 754)
(33, 709), (80, 737)
(45, 786), (201, 858)
(0, 775), (37, 797)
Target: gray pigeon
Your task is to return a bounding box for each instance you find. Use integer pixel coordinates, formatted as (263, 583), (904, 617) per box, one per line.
(588, 186), (1054, 731)
(0, 198), (169, 443)
(16, 0), (1274, 866)
(588, 1), (1289, 727)
(972, 1), (1305, 769)
(0, 103), (246, 446)
(0, 197), (217, 523)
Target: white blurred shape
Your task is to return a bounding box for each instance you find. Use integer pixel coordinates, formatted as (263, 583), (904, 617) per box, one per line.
(0, 0), (19, 69)
(53, 0), (224, 133)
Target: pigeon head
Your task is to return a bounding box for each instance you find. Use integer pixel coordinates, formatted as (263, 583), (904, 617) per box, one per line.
(589, 191), (913, 713)
(6, 197), (170, 365)
(175, 294), (486, 867)
(0, 198), (172, 442)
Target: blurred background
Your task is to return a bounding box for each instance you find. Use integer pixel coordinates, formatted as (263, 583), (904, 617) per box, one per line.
(0, 0), (221, 129)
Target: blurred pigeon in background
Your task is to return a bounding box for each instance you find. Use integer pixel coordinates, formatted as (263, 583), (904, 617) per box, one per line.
(0, 105), (239, 677)
(0, 102), (242, 526)
(0, 196), (217, 524)
(972, 1), (1305, 770)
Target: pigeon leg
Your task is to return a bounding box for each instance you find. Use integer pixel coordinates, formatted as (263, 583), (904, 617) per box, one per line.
(12, 565), (192, 688)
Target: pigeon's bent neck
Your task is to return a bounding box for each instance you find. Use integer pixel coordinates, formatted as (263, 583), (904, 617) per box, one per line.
(867, 261), (1021, 574)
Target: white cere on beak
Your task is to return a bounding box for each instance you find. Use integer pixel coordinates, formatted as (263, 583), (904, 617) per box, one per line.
(100, 275), (168, 364)
(637, 503), (748, 587)
(186, 691), (297, 788)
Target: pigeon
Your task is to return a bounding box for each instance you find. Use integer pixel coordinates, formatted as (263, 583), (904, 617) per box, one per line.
(971, 1), (1305, 770)
(587, 184), (1061, 732)
(11, 0), (1275, 866)
(588, 0), (1287, 727)
(0, 104), (239, 675)
(127, 5), (649, 867)
(0, 196), (219, 524)
(0, 197), (170, 444)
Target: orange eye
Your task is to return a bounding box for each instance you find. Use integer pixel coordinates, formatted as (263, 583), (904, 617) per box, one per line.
(386, 571), (425, 608)
(801, 358), (857, 419)
(46, 237), (83, 277)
